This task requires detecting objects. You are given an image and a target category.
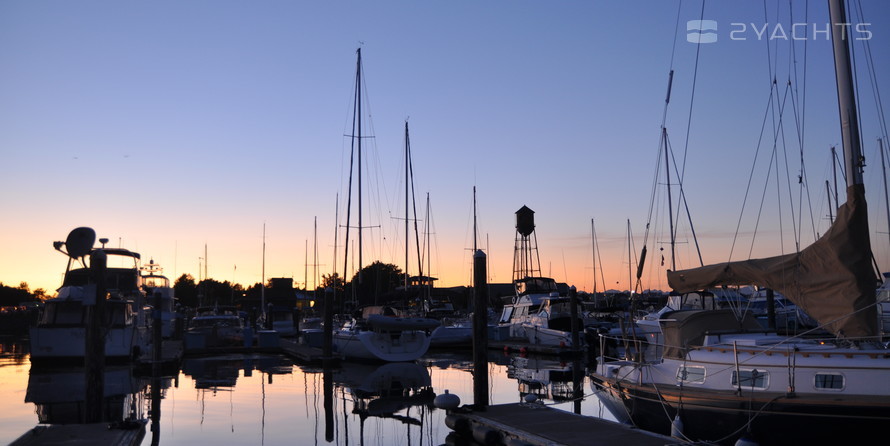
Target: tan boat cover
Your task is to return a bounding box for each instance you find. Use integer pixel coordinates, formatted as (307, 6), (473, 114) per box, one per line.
(660, 309), (762, 359)
(667, 184), (878, 339)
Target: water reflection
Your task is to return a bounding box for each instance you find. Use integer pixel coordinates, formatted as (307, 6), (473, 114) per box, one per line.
(335, 362), (434, 443)
(0, 347), (627, 445)
(11, 363), (153, 445)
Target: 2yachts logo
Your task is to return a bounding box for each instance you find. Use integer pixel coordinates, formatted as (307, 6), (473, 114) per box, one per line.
(687, 20), (872, 44)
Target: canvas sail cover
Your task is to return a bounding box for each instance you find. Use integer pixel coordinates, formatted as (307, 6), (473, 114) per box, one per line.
(667, 184), (878, 338)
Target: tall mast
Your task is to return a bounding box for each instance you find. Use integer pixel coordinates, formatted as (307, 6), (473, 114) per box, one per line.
(591, 219), (597, 294)
(405, 121), (410, 290)
(663, 127), (676, 271)
(627, 220), (632, 294)
(261, 222), (266, 315)
(425, 192), (431, 299)
(828, 0), (865, 190)
(356, 48), (364, 284)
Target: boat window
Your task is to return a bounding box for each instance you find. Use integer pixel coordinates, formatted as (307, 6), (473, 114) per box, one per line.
(499, 307), (514, 324)
(104, 302), (130, 327)
(106, 269), (139, 292)
(143, 276), (169, 288)
(676, 365), (706, 384)
(814, 373), (845, 391)
(731, 369), (769, 390)
(51, 301), (86, 325)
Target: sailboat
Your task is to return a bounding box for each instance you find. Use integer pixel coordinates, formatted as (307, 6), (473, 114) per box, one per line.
(331, 48), (434, 362)
(589, 2), (890, 444)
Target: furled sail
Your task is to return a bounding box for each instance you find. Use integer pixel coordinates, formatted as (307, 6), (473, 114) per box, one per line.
(667, 184), (878, 338)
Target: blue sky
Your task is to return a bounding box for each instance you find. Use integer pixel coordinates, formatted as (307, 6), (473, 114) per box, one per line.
(2, 1), (888, 294)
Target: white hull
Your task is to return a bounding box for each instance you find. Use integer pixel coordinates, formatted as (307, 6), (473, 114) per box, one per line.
(520, 322), (575, 348)
(29, 325), (146, 360)
(333, 328), (431, 362)
(430, 324), (472, 347)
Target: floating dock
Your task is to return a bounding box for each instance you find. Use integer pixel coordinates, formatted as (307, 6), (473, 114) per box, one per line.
(445, 403), (678, 446)
(10, 421), (146, 446)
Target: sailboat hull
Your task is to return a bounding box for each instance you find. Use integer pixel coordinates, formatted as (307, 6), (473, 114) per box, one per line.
(333, 329), (431, 362)
(591, 374), (890, 445)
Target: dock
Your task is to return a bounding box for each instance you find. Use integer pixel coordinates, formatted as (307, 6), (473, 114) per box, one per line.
(10, 421), (146, 446)
(279, 337), (329, 365)
(445, 403), (679, 446)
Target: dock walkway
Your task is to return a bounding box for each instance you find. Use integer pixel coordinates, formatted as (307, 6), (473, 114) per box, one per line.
(446, 403), (681, 446)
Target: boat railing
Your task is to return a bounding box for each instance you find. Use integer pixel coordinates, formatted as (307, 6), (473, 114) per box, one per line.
(596, 328), (889, 367)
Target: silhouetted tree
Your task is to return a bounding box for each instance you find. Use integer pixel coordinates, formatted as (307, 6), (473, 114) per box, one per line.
(173, 274), (198, 308)
(321, 273), (345, 294)
(0, 282), (37, 306)
(349, 261), (402, 307)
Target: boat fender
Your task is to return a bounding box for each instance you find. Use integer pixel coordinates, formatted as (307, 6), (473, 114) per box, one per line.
(472, 425), (502, 445)
(670, 414), (684, 438)
(734, 435), (760, 446)
(444, 414), (471, 433)
(435, 390), (461, 410)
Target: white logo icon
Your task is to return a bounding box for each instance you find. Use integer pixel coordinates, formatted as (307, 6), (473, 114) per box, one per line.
(687, 20), (718, 43)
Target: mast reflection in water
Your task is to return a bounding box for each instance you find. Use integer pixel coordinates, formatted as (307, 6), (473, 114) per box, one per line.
(1, 344), (620, 445)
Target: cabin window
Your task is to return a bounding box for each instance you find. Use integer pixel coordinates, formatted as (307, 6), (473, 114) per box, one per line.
(731, 369), (769, 389)
(814, 373), (845, 391)
(499, 307), (514, 324)
(676, 365), (706, 384)
(52, 302), (86, 325)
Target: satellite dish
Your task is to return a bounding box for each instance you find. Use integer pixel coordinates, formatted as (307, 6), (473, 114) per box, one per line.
(65, 227), (96, 259)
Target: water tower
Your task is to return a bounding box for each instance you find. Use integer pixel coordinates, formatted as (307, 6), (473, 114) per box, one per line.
(513, 205), (542, 282)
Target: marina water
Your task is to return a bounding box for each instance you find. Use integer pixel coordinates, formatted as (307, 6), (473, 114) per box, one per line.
(0, 340), (619, 446)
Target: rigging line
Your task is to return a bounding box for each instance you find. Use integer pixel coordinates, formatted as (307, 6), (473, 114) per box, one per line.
(729, 89), (777, 261)
(747, 97), (786, 260)
(677, 0), (707, 190)
(667, 0), (682, 72)
(784, 1), (819, 244)
(643, 72), (675, 262)
(665, 135), (704, 266)
(853, 0), (890, 142)
(776, 83), (801, 252)
(787, 85), (819, 244)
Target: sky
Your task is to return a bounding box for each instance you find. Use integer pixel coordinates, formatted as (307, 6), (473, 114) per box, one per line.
(2, 1), (889, 296)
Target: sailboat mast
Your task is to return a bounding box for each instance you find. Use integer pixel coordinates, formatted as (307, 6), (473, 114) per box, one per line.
(356, 48), (364, 284)
(591, 218), (597, 294)
(627, 220), (632, 294)
(828, 0), (865, 190)
(261, 222), (266, 314)
(405, 121), (410, 290)
(473, 186), (478, 252)
(425, 192), (431, 299)
(663, 127), (676, 271)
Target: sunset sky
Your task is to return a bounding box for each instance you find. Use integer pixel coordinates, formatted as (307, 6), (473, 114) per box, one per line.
(2, 1), (889, 296)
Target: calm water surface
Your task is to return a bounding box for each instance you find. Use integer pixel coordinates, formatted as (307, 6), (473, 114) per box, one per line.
(0, 339), (619, 445)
